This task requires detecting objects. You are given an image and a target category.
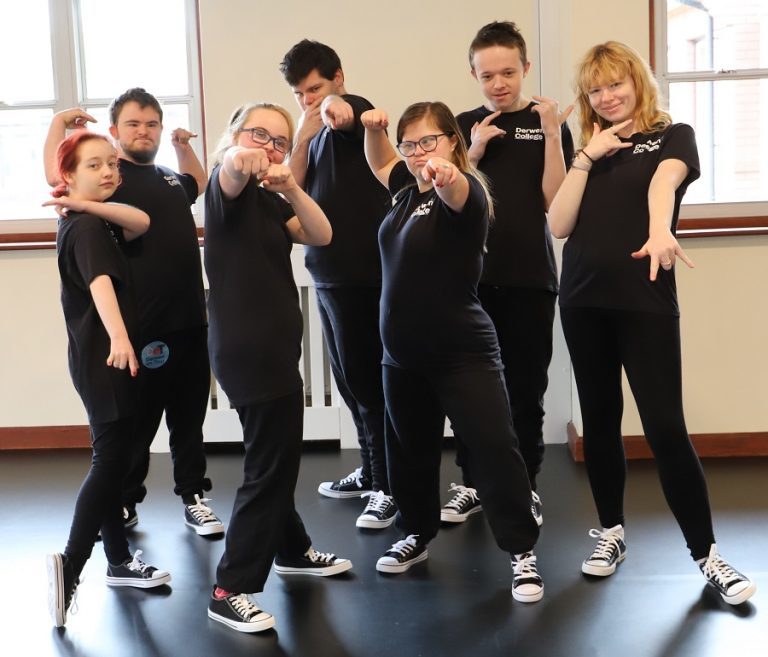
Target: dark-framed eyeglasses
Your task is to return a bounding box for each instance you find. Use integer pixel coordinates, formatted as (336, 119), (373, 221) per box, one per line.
(238, 127), (291, 154)
(396, 132), (453, 157)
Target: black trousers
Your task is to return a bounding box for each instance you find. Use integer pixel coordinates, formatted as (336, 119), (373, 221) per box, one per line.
(65, 417), (134, 570)
(384, 365), (539, 554)
(316, 287), (388, 493)
(455, 286), (556, 490)
(560, 307), (715, 560)
(123, 327), (212, 505)
(216, 391), (312, 593)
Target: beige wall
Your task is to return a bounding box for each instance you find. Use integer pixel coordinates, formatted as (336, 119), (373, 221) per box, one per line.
(1, 0), (766, 440)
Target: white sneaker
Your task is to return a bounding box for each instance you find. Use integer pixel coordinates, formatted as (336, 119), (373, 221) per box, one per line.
(511, 552), (544, 603)
(582, 525), (626, 576)
(699, 544), (756, 605)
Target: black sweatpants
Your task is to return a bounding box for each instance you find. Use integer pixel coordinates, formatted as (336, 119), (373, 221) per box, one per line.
(384, 365), (539, 554)
(560, 306), (715, 560)
(123, 327), (212, 505)
(65, 417), (135, 572)
(456, 286), (556, 490)
(216, 391), (312, 593)
(316, 287), (388, 493)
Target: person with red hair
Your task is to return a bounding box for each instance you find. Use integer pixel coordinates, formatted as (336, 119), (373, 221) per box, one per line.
(45, 131), (171, 629)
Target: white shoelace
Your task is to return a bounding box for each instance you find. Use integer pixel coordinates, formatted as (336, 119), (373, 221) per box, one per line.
(701, 549), (741, 588)
(512, 553), (539, 579)
(587, 528), (623, 562)
(361, 490), (392, 513)
(228, 593), (264, 620)
(388, 535), (420, 557)
(445, 484), (479, 511)
(306, 547), (337, 565)
(338, 467), (364, 487)
(187, 495), (219, 523)
(127, 550), (152, 574)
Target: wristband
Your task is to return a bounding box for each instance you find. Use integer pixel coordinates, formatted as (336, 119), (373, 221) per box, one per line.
(571, 159), (591, 172)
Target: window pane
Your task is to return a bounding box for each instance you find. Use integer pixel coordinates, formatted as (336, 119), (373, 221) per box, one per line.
(0, 0), (54, 102)
(669, 79), (768, 204)
(85, 104), (193, 171)
(667, 0), (768, 73)
(0, 109), (55, 220)
(78, 0), (189, 99)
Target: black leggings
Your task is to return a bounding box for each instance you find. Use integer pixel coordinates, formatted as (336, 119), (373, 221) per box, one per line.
(384, 365), (538, 554)
(65, 417), (134, 572)
(560, 307), (715, 560)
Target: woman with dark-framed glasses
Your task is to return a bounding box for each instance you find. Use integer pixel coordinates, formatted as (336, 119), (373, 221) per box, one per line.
(361, 101), (543, 603)
(203, 102), (353, 633)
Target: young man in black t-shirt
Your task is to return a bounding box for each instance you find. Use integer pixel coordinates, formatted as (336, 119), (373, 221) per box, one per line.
(44, 89), (224, 537)
(446, 22), (574, 526)
(280, 40), (395, 530)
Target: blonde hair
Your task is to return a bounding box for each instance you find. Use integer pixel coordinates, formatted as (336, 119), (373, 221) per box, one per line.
(396, 101), (494, 219)
(574, 41), (671, 146)
(211, 102), (295, 167)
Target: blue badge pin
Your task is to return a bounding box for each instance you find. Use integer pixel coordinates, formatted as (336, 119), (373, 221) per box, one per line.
(141, 341), (170, 369)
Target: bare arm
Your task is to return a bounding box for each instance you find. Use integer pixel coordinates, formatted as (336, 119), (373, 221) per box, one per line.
(262, 165), (332, 245)
(288, 98), (324, 188)
(42, 198), (149, 241)
(171, 128), (206, 197)
(531, 97), (572, 210)
(466, 111), (505, 167)
(44, 108), (97, 186)
(89, 274), (139, 376)
(361, 109), (399, 188)
(630, 158), (694, 281)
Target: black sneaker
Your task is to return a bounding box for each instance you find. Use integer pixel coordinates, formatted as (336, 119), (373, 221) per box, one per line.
(274, 547), (353, 576)
(511, 552), (544, 603)
(318, 467), (373, 499)
(46, 553), (79, 627)
(376, 535), (428, 574)
(106, 550), (171, 588)
(440, 484), (482, 523)
(699, 544), (756, 605)
(356, 491), (397, 529)
(123, 505), (138, 529)
(184, 495), (225, 536)
(208, 590), (275, 633)
(531, 491), (543, 527)
(582, 525), (626, 576)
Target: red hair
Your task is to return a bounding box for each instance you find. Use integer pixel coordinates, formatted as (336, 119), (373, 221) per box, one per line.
(52, 132), (117, 198)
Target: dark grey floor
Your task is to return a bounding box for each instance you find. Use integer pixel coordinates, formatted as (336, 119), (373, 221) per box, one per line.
(2, 444), (765, 657)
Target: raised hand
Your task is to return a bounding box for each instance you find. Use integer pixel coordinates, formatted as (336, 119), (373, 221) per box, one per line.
(321, 97), (354, 130)
(422, 157), (458, 188)
(468, 111), (505, 161)
(296, 98), (324, 145)
(260, 164), (297, 193)
(171, 128), (198, 146)
(230, 147), (271, 179)
(360, 109), (389, 131)
(531, 96), (573, 137)
(584, 119), (634, 160)
(54, 108), (97, 131)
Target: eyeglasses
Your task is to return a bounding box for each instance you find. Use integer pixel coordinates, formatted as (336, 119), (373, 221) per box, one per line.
(238, 127), (291, 154)
(396, 132), (453, 157)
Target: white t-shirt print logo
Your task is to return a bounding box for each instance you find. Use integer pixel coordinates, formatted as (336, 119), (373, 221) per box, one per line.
(411, 198), (435, 218)
(164, 175), (181, 187)
(633, 138), (662, 154)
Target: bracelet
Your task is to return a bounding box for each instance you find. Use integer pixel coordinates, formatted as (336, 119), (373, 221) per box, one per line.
(570, 158), (591, 172)
(578, 149), (595, 164)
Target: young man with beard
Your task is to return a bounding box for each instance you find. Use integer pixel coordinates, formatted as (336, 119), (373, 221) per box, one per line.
(442, 22), (574, 526)
(279, 41), (395, 530)
(44, 88), (224, 538)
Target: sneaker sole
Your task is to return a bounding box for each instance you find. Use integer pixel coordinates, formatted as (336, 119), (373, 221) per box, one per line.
(440, 505), (483, 523)
(355, 515), (397, 529)
(274, 559), (353, 577)
(376, 549), (429, 574)
(106, 572), (172, 588)
(185, 520), (225, 536)
(208, 608), (276, 633)
(719, 581), (757, 606)
(581, 552), (626, 577)
(46, 553), (65, 627)
(512, 585), (544, 603)
(317, 485), (372, 499)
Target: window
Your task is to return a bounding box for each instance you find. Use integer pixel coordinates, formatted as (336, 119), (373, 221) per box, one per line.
(654, 0), (768, 227)
(0, 0), (202, 230)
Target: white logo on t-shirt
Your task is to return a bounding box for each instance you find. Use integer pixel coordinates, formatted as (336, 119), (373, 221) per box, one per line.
(633, 138), (662, 154)
(514, 127), (543, 141)
(411, 198), (434, 218)
(164, 175), (181, 187)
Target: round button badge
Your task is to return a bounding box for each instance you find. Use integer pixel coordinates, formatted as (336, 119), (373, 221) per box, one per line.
(141, 341), (170, 369)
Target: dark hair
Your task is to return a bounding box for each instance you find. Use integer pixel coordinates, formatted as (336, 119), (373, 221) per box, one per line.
(52, 132), (116, 198)
(109, 87), (163, 126)
(279, 39), (342, 87)
(468, 21), (528, 67)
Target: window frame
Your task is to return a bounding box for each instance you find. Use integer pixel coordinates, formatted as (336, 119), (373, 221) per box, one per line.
(0, 0), (205, 245)
(651, 0), (768, 237)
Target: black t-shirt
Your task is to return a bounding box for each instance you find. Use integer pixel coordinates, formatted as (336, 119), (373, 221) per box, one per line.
(204, 166), (304, 406)
(559, 123), (700, 316)
(378, 161), (501, 371)
(456, 103), (574, 291)
(304, 93), (391, 287)
(57, 213), (139, 423)
(109, 159), (206, 342)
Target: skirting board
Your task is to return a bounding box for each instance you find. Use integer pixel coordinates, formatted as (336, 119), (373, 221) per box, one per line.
(566, 422), (768, 461)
